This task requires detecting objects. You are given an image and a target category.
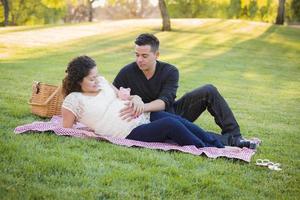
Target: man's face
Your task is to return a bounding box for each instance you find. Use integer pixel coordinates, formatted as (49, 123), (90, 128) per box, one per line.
(135, 44), (159, 72)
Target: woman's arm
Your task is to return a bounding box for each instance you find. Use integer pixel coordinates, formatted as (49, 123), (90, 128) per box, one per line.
(62, 107), (76, 128)
(111, 84), (119, 96)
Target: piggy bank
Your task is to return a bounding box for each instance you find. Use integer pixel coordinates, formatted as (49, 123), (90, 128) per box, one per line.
(118, 87), (131, 100)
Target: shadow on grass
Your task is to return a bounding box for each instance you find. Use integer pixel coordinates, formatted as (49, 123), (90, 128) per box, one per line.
(1, 20), (299, 120)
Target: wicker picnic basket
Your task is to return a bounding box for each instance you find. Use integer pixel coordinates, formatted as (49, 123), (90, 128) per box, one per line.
(28, 81), (64, 117)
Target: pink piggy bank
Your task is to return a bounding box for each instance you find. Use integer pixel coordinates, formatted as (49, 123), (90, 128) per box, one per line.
(118, 87), (131, 100)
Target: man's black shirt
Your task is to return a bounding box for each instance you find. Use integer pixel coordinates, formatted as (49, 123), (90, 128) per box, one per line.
(113, 61), (179, 112)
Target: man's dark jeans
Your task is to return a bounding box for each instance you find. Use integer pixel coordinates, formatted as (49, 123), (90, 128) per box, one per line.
(173, 84), (241, 145)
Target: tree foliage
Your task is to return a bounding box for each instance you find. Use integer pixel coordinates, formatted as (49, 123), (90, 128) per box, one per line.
(0, 0), (95, 25)
(291, 0), (300, 21)
(104, 0), (157, 19)
(0, 0), (66, 25)
(0, 0), (9, 26)
(0, 0), (299, 26)
(165, 0), (298, 23)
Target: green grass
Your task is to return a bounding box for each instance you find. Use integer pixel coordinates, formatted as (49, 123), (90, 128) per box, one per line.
(0, 19), (299, 199)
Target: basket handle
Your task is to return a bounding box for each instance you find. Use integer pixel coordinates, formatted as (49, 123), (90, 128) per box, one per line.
(28, 86), (62, 106)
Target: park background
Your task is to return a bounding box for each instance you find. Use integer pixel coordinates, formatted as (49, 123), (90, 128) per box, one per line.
(1, 0), (300, 26)
(0, 0), (299, 199)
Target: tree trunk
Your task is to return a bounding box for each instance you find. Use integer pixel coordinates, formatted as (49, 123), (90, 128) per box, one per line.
(275, 0), (286, 25)
(88, 0), (95, 22)
(158, 0), (171, 31)
(1, 0), (9, 26)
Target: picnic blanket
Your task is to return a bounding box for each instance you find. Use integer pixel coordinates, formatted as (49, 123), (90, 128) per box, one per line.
(14, 116), (260, 162)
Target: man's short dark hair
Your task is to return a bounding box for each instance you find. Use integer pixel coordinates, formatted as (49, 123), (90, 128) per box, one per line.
(135, 33), (159, 52)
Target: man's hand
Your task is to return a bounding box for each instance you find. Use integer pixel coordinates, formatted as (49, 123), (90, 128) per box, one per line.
(131, 95), (144, 117)
(119, 95), (144, 121)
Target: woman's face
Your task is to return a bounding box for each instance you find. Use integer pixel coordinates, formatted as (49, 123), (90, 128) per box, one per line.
(80, 67), (100, 93)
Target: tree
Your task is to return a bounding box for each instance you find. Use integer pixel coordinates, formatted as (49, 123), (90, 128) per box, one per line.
(104, 0), (157, 19)
(275, 0), (286, 25)
(4, 0), (67, 25)
(291, 0), (300, 21)
(228, 0), (242, 19)
(158, 0), (171, 31)
(64, 0), (91, 23)
(87, 0), (95, 22)
(1, 0), (9, 26)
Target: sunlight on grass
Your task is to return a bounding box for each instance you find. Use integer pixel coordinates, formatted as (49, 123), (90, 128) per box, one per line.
(278, 81), (300, 100)
(0, 19), (299, 199)
(200, 48), (230, 58)
(157, 19), (277, 61)
(242, 71), (272, 81)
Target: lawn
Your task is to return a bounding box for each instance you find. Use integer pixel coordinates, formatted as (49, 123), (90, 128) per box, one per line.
(0, 19), (299, 199)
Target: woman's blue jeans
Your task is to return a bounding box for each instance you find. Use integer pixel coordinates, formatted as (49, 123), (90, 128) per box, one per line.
(126, 111), (224, 148)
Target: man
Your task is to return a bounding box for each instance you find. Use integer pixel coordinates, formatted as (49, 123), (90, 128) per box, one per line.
(113, 33), (256, 149)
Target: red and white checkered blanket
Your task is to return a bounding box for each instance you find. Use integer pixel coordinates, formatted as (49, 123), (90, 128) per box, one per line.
(14, 116), (260, 162)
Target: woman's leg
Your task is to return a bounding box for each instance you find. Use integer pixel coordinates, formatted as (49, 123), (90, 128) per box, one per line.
(126, 117), (206, 148)
(150, 112), (224, 147)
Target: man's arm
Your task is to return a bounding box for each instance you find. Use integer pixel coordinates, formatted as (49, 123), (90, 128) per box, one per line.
(144, 99), (166, 112)
(156, 67), (179, 111)
(115, 63), (179, 120)
(129, 66), (179, 114)
(120, 97), (165, 120)
(128, 67), (179, 117)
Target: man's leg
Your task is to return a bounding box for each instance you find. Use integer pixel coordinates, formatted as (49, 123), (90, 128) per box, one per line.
(174, 84), (240, 136)
(150, 112), (224, 148)
(173, 84), (256, 149)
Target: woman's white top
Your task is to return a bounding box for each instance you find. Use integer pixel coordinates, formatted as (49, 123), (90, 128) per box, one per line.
(62, 77), (150, 138)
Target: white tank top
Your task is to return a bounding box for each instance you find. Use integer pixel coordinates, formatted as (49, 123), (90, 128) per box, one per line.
(62, 77), (150, 138)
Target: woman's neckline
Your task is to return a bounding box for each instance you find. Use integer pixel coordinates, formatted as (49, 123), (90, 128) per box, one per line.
(81, 90), (101, 97)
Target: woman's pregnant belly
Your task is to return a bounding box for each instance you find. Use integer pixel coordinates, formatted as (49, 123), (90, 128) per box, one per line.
(94, 99), (141, 138)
